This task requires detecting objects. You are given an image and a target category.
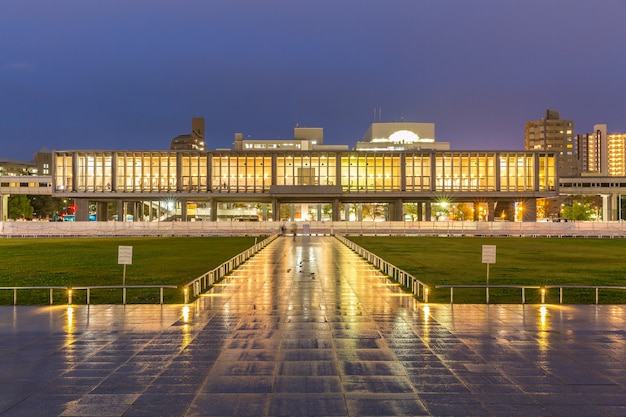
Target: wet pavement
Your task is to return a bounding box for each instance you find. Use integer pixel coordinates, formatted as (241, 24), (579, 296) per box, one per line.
(1, 235), (626, 416)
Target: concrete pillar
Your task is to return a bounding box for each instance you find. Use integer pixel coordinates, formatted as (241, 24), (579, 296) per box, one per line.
(74, 198), (90, 221)
(117, 200), (124, 222)
(523, 199), (537, 222)
(488, 201), (496, 222)
(394, 199), (403, 221)
(424, 202), (432, 221)
(96, 202), (108, 222)
(210, 199), (218, 221)
(181, 200), (187, 221)
(272, 199), (279, 222)
(601, 194), (616, 221)
(417, 202), (423, 221)
(0, 194), (8, 221)
(332, 199), (340, 221)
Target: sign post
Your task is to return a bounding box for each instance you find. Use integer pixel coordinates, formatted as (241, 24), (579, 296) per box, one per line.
(482, 245), (496, 304)
(118, 246), (133, 303)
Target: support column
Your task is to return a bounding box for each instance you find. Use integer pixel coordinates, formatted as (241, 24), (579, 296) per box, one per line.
(417, 202), (423, 222)
(272, 199), (279, 222)
(394, 199), (404, 221)
(210, 199), (218, 222)
(181, 200), (187, 222)
(96, 202), (108, 222)
(117, 200), (124, 222)
(424, 202), (432, 222)
(332, 199), (340, 221)
(74, 198), (90, 221)
(523, 199), (537, 222)
(488, 201), (496, 222)
(602, 194), (617, 221)
(0, 194), (8, 221)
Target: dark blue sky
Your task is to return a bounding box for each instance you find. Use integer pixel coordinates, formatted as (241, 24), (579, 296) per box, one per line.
(2, 0), (625, 160)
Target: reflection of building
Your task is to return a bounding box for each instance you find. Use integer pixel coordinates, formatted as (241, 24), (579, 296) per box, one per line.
(170, 117), (205, 151)
(53, 149), (557, 222)
(525, 110), (578, 176)
(355, 122), (449, 151)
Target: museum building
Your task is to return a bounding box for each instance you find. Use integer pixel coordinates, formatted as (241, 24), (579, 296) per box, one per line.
(52, 122), (558, 222)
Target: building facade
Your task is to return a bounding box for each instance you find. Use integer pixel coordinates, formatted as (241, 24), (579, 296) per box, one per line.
(169, 117), (205, 151)
(53, 149), (557, 222)
(525, 110), (578, 177)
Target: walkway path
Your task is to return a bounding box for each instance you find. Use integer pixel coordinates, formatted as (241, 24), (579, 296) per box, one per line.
(0, 236), (625, 416)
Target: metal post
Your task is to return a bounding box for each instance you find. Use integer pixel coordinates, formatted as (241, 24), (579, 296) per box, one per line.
(522, 287), (525, 304)
(123, 287), (126, 305)
(160, 288), (164, 304)
(451, 287), (454, 304)
(560, 288), (563, 304)
(14, 288), (17, 305)
(50, 288), (53, 305)
(87, 288), (91, 305)
(596, 288), (599, 305)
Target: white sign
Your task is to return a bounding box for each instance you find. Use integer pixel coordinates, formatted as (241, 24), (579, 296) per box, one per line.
(482, 245), (496, 264)
(118, 246), (133, 265)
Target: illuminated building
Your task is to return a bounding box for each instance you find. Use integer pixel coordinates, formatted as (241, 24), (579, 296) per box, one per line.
(355, 122), (450, 151)
(577, 124), (626, 177)
(525, 110), (578, 176)
(53, 149), (557, 222)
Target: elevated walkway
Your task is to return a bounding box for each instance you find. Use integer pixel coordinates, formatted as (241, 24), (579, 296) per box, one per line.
(0, 236), (625, 416)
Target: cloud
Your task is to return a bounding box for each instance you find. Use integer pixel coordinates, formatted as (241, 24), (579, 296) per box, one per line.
(4, 62), (34, 71)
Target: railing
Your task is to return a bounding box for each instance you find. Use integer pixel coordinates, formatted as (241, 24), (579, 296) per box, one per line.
(436, 284), (626, 304)
(70, 285), (178, 305)
(183, 234), (279, 302)
(0, 285), (178, 305)
(6, 220), (626, 238)
(335, 234), (429, 302)
(546, 285), (626, 305)
(1, 235), (278, 306)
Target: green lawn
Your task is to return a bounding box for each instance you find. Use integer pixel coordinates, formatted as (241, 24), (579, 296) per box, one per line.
(347, 236), (626, 304)
(0, 237), (261, 305)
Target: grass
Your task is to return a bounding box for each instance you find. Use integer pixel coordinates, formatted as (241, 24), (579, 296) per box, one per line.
(347, 236), (626, 304)
(0, 236), (262, 305)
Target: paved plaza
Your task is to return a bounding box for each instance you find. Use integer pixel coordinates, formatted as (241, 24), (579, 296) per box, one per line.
(1, 236), (626, 416)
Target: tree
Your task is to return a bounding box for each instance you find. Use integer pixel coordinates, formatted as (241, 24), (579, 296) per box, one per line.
(29, 196), (64, 219)
(8, 195), (34, 220)
(561, 202), (592, 221)
(405, 203), (419, 221)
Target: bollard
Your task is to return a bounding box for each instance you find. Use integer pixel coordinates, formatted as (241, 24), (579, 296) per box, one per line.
(68, 289), (73, 305)
(184, 287), (189, 304)
(424, 287), (429, 303)
(541, 288), (545, 304)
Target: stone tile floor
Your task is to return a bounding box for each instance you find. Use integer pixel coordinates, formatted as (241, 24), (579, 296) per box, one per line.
(0, 236), (625, 416)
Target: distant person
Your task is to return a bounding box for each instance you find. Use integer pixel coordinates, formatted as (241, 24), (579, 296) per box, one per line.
(280, 224), (286, 236)
(291, 223), (297, 239)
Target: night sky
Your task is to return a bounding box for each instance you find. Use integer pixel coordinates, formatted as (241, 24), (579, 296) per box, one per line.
(2, 0), (625, 160)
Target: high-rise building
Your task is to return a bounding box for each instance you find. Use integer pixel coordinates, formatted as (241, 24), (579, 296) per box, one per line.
(525, 110), (578, 176)
(170, 117), (205, 151)
(577, 124), (626, 176)
(607, 132), (626, 176)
